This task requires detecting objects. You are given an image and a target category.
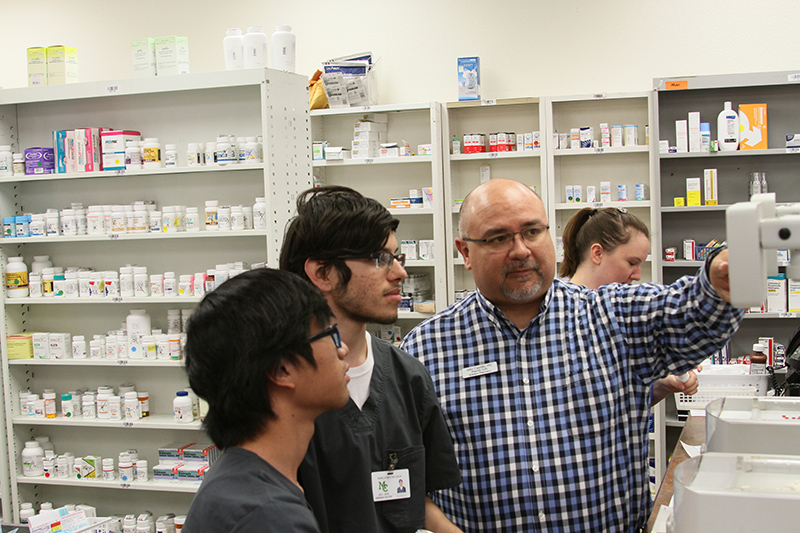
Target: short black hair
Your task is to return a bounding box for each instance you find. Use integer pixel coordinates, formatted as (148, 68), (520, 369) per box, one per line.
(280, 186), (399, 286)
(184, 268), (333, 450)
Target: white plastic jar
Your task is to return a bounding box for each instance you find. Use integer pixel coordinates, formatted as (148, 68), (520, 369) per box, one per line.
(164, 144), (178, 167)
(163, 272), (177, 296)
(173, 391), (193, 423)
(22, 440), (44, 476)
(19, 502), (35, 523)
(218, 205), (231, 231)
(72, 335), (87, 359)
(133, 267), (149, 297)
(127, 308), (151, 359)
(215, 136), (232, 165)
(0, 145), (13, 176)
(6, 256), (29, 297)
(205, 201), (219, 231)
(253, 197), (267, 229)
(271, 25), (296, 73)
(185, 207), (200, 231)
(125, 140), (143, 170)
(244, 26), (268, 68)
(231, 205), (245, 230)
(186, 143), (200, 166)
(12, 153), (26, 176)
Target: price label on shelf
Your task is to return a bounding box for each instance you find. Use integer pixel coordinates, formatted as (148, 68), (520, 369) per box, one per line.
(123, 422), (134, 428)
(788, 73), (800, 82)
(786, 147), (800, 154)
(362, 158), (374, 164)
(111, 297), (124, 303)
(592, 202), (605, 208)
(779, 312), (797, 318)
(117, 360), (129, 366)
(481, 99), (497, 106)
(592, 93), (607, 99)
(361, 106), (371, 111)
(594, 147), (605, 154)
(489, 152), (499, 158)
(108, 234), (120, 240)
(114, 169), (125, 176)
(119, 483), (131, 489)
(106, 85), (120, 94)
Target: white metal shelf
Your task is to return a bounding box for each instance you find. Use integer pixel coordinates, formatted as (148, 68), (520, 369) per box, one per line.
(661, 205), (729, 213)
(553, 145), (649, 156)
(403, 260), (435, 268)
(12, 414), (201, 430)
(450, 151), (541, 162)
(658, 148), (799, 159)
(9, 359), (183, 367)
(17, 476), (199, 494)
(6, 229), (268, 244)
(311, 102), (436, 116)
(0, 163), (263, 184)
(555, 201), (652, 210)
(663, 261), (702, 268)
(5, 296), (202, 305)
(312, 156), (433, 167)
(388, 208), (434, 216)
(397, 311), (435, 320)
(743, 312), (800, 319)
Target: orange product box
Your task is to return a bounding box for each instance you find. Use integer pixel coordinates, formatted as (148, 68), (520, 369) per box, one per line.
(738, 103), (768, 150)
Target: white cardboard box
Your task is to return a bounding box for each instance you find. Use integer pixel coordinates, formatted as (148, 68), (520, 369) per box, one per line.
(154, 35), (189, 76)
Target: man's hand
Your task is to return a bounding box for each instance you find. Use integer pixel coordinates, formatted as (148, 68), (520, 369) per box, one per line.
(709, 249), (732, 303)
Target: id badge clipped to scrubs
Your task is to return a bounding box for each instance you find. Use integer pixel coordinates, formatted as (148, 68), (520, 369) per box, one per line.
(371, 468), (411, 502)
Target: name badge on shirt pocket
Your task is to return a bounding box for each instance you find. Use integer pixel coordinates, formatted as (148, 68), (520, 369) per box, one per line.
(371, 468), (411, 502)
(460, 362), (498, 379)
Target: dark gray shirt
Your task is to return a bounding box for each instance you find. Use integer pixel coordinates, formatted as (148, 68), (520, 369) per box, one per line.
(184, 447), (320, 533)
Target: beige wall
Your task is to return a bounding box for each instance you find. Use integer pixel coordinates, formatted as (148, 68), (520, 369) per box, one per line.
(1, 0), (798, 101)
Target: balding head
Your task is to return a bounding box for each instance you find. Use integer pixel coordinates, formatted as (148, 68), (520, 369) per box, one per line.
(459, 179), (542, 239)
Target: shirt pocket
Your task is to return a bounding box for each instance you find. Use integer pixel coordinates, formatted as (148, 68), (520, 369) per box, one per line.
(566, 361), (618, 447)
(377, 445), (426, 531)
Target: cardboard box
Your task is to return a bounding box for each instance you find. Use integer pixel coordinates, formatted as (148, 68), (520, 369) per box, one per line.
(739, 103), (768, 150)
(6, 334), (33, 359)
(417, 144), (433, 156)
(758, 336), (775, 366)
(353, 121), (387, 133)
(53, 130), (68, 173)
(177, 464), (210, 481)
(419, 240), (434, 260)
(153, 463), (183, 480)
(182, 443), (219, 464)
(617, 184), (628, 201)
(703, 169), (718, 205)
(612, 125), (624, 147)
(401, 240), (418, 260)
(27, 47), (47, 86)
(457, 56), (480, 101)
(24, 148), (55, 175)
(324, 147), (351, 160)
(312, 142), (327, 161)
(788, 279), (800, 312)
(674, 197), (685, 207)
(33, 332), (50, 359)
(686, 177), (702, 206)
(76, 456), (101, 479)
(675, 120), (688, 153)
(683, 239), (696, 260)
(353, 130), (383, 142)
(767, 276), (787, 313)
(600, 181), (612, 202)
(154, 35), (189, 76)
(688, 112), (701, 152)
(625, 124), (638, 147)
(76, 128), (104, 172)
(158, 442), (196, 464)
(586, 186), (597, 203)
(132, 38), (157, 77)
(49, 332), (71, 359)
(46, 46), (78, 85)
(573, 185), (583, 203)
(565, 185), (575, 203)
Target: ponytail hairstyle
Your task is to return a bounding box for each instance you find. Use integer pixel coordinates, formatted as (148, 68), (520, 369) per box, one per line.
(559, 207), (650, 278)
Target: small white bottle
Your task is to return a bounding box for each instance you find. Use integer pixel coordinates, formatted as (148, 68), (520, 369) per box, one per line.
(61, 393), (75, 418)
(163, 272), (177, 296)
(179, 274), (194, 296)
(29, 272), (43, 298)
(167, 309), (182, 334)
(215, 136), (232, 165)
(64, 271), (78, 297)
(244, 136), (259, 162)
(242, 205), (253, 229)
(12, 153), (26, 176)
(253, 197), (267, 229)
(119, 266), (134, 297)
(103, 458), (116, 480)
(104, 271), (120, 297)
(72, 335), (87, 359)
(193, 272), (206, 297)
(173, 391), (194, 423)
(124, 391), (142, 420)
(127, 309), (152, 358)
(205, 200), (219, 231)
(244, 26), (268, 69)
(236, 136), (247, 162)
(164, 144), (178, 167)
(205, 142), (217, 166)
(186, 143), (200, 166)
(45, 211), (60, 237)
(149, 210), (162, 233)
(133, 267), (150, 297)
(119, 459), (134, 482)
(231, 205), (245, 230)
(82, 393), (96, 418)
(136, 459), (149, 482)
(150, 274), (164, 296)
(717, 101), (740, 152)
(218, 205), (232, 231)
(6, 256), (29, 298)
(185, 207), (200, 231)
(223, 28), (245, 70)
(271, 25), (296, 72)
(19, 502), (35, 523)
(109, 395), (122, 420)
(126, 140), (143, 170)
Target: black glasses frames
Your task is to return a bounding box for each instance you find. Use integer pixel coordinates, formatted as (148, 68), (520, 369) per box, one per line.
(308, 323), (342, 348)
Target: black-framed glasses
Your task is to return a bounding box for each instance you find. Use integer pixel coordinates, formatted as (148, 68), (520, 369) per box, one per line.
(462, 225), (550, 252)
(308, 324), (342, 348)
(337, 251), (406, 270)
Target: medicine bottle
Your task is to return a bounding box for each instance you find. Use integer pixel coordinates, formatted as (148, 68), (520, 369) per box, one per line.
(185, 207), (200, 231)
(133, 267), (150, 297)
(35, 435), (54, 453)
(61, 393), (74, 417)
(215, 136), (232, 165)
(105, 335), (118, 359)
(64, 271), (78, 297)
(215, 264), (230, 286)
(88, 271), (104, 298)
(82, 394), (96, 418)
(41, 268), (55, 297)
(138, 391), (150, 416)
(136, 459), (149, 481)
(3, 216), (14, 237)
(141, 335), (157, 359)
(244, 26), (268, 68)
(167, 309), (182, 334)
(179, 274), (194, 296)
(193, 272), (206, 297)
(150, 274), (164, 296)
(156, 334), (170, 359)
(126, 140), (143, 170)
(271, 25), (296, 73)
(142, 138), (162, 169)
(72, 336), (87, 359)
(43, 391), (57, 418)
(12, 153), (25, 176)
(204, 200), (219, 230)
(6, 256), (29, 298)
(22, 441), (44, 476)
(204, 142), (216, 165)
(30, 214), (46, 237)
(149, 210), (162, 233)
(186, 143), (201, 166)
(53, 273), (66, 297)
(15, 215), (31, 237)
(168, 333), (182, 360)
(45, 211), (60, 236)
(104, 271), (120, 297)
(119, 266), (134, 297)
(163, 272), (177, 296)
(235, 136), (246, 162)
(231, 205), (245, 230)
(119, 459), (134, 481)
(19, 502), (35, 523)
(164, 144), (178, 167)
(253, 197), (267, 229)
(124, 391), (142, 420)
(173, 391), (193, 422)
(109, 395), (122, 420)
(242, 205), (253, 229)
(29, 272), (43, 297)
(750, 343), (767, 375)
(205, 269), (216, 293)
(75, 207), (87, 235)
(0, 145), (13, 176)
(175, 516), (185, 531)
(244, 136), (258, 162)
(103, 458), (115, 480)
(127, 309), (152, 358)
(132, 204), (148, 233)
(223, 28), (245, 70)
(218, 205), (232, 231)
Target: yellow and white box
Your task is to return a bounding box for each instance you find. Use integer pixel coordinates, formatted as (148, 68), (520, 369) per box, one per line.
(624, 124), (638, 147)
(767, 277), (787, 313)
(703, 168), (718, 205)
(565, 185), (575, 203)
(739, 103), (768, 150)
(27, 47), (47, 86)
(132, 38), (157, 77)
(788, 279), (800, 313)
(46, 46), (78, 85)
(154, 35), (189, 76)
(6, 334), (33, 359)
(32, 332), (50, 359)
(686, 177), (702, 206)
(573, 185), (583, 203)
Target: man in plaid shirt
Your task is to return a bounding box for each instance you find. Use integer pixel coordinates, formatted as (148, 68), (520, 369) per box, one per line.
(401, 179), (743, 532)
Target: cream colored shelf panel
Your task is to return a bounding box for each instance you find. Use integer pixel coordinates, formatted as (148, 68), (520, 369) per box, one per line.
(450, 151), (541, 162)
(312, 156), (432, 167)
(9, 359), (183, 367)
(12, 414), (200, 430)
(0, 163), (264, 184)
(7, 229), (268, 244)
(5, 296), (202, 305)
(553, 145), (649, 156)
(555, 201), (652, 210)
(17, 476), (199, 494)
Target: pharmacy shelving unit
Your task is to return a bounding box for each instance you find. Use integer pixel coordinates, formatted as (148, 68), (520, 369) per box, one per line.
(543, 92), (659, 283)
(442, 98), (547, 303)
(310, 103), (448, 333)
(0, 69), (311, 522)
(543, 91), (666, 493)
(652, 69), (800, 490)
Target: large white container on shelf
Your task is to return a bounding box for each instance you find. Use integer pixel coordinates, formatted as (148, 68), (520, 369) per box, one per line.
(271, 25), (296, 73)
(223, 28), (245, 70)
(244, 26), (268, 69)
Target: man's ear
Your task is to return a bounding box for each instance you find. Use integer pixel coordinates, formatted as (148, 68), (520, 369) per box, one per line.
(455, 239), (472, 271)
(304, 259), (335, 291)
(269, 363), (297, 390)
(590, 243), (605, 265)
